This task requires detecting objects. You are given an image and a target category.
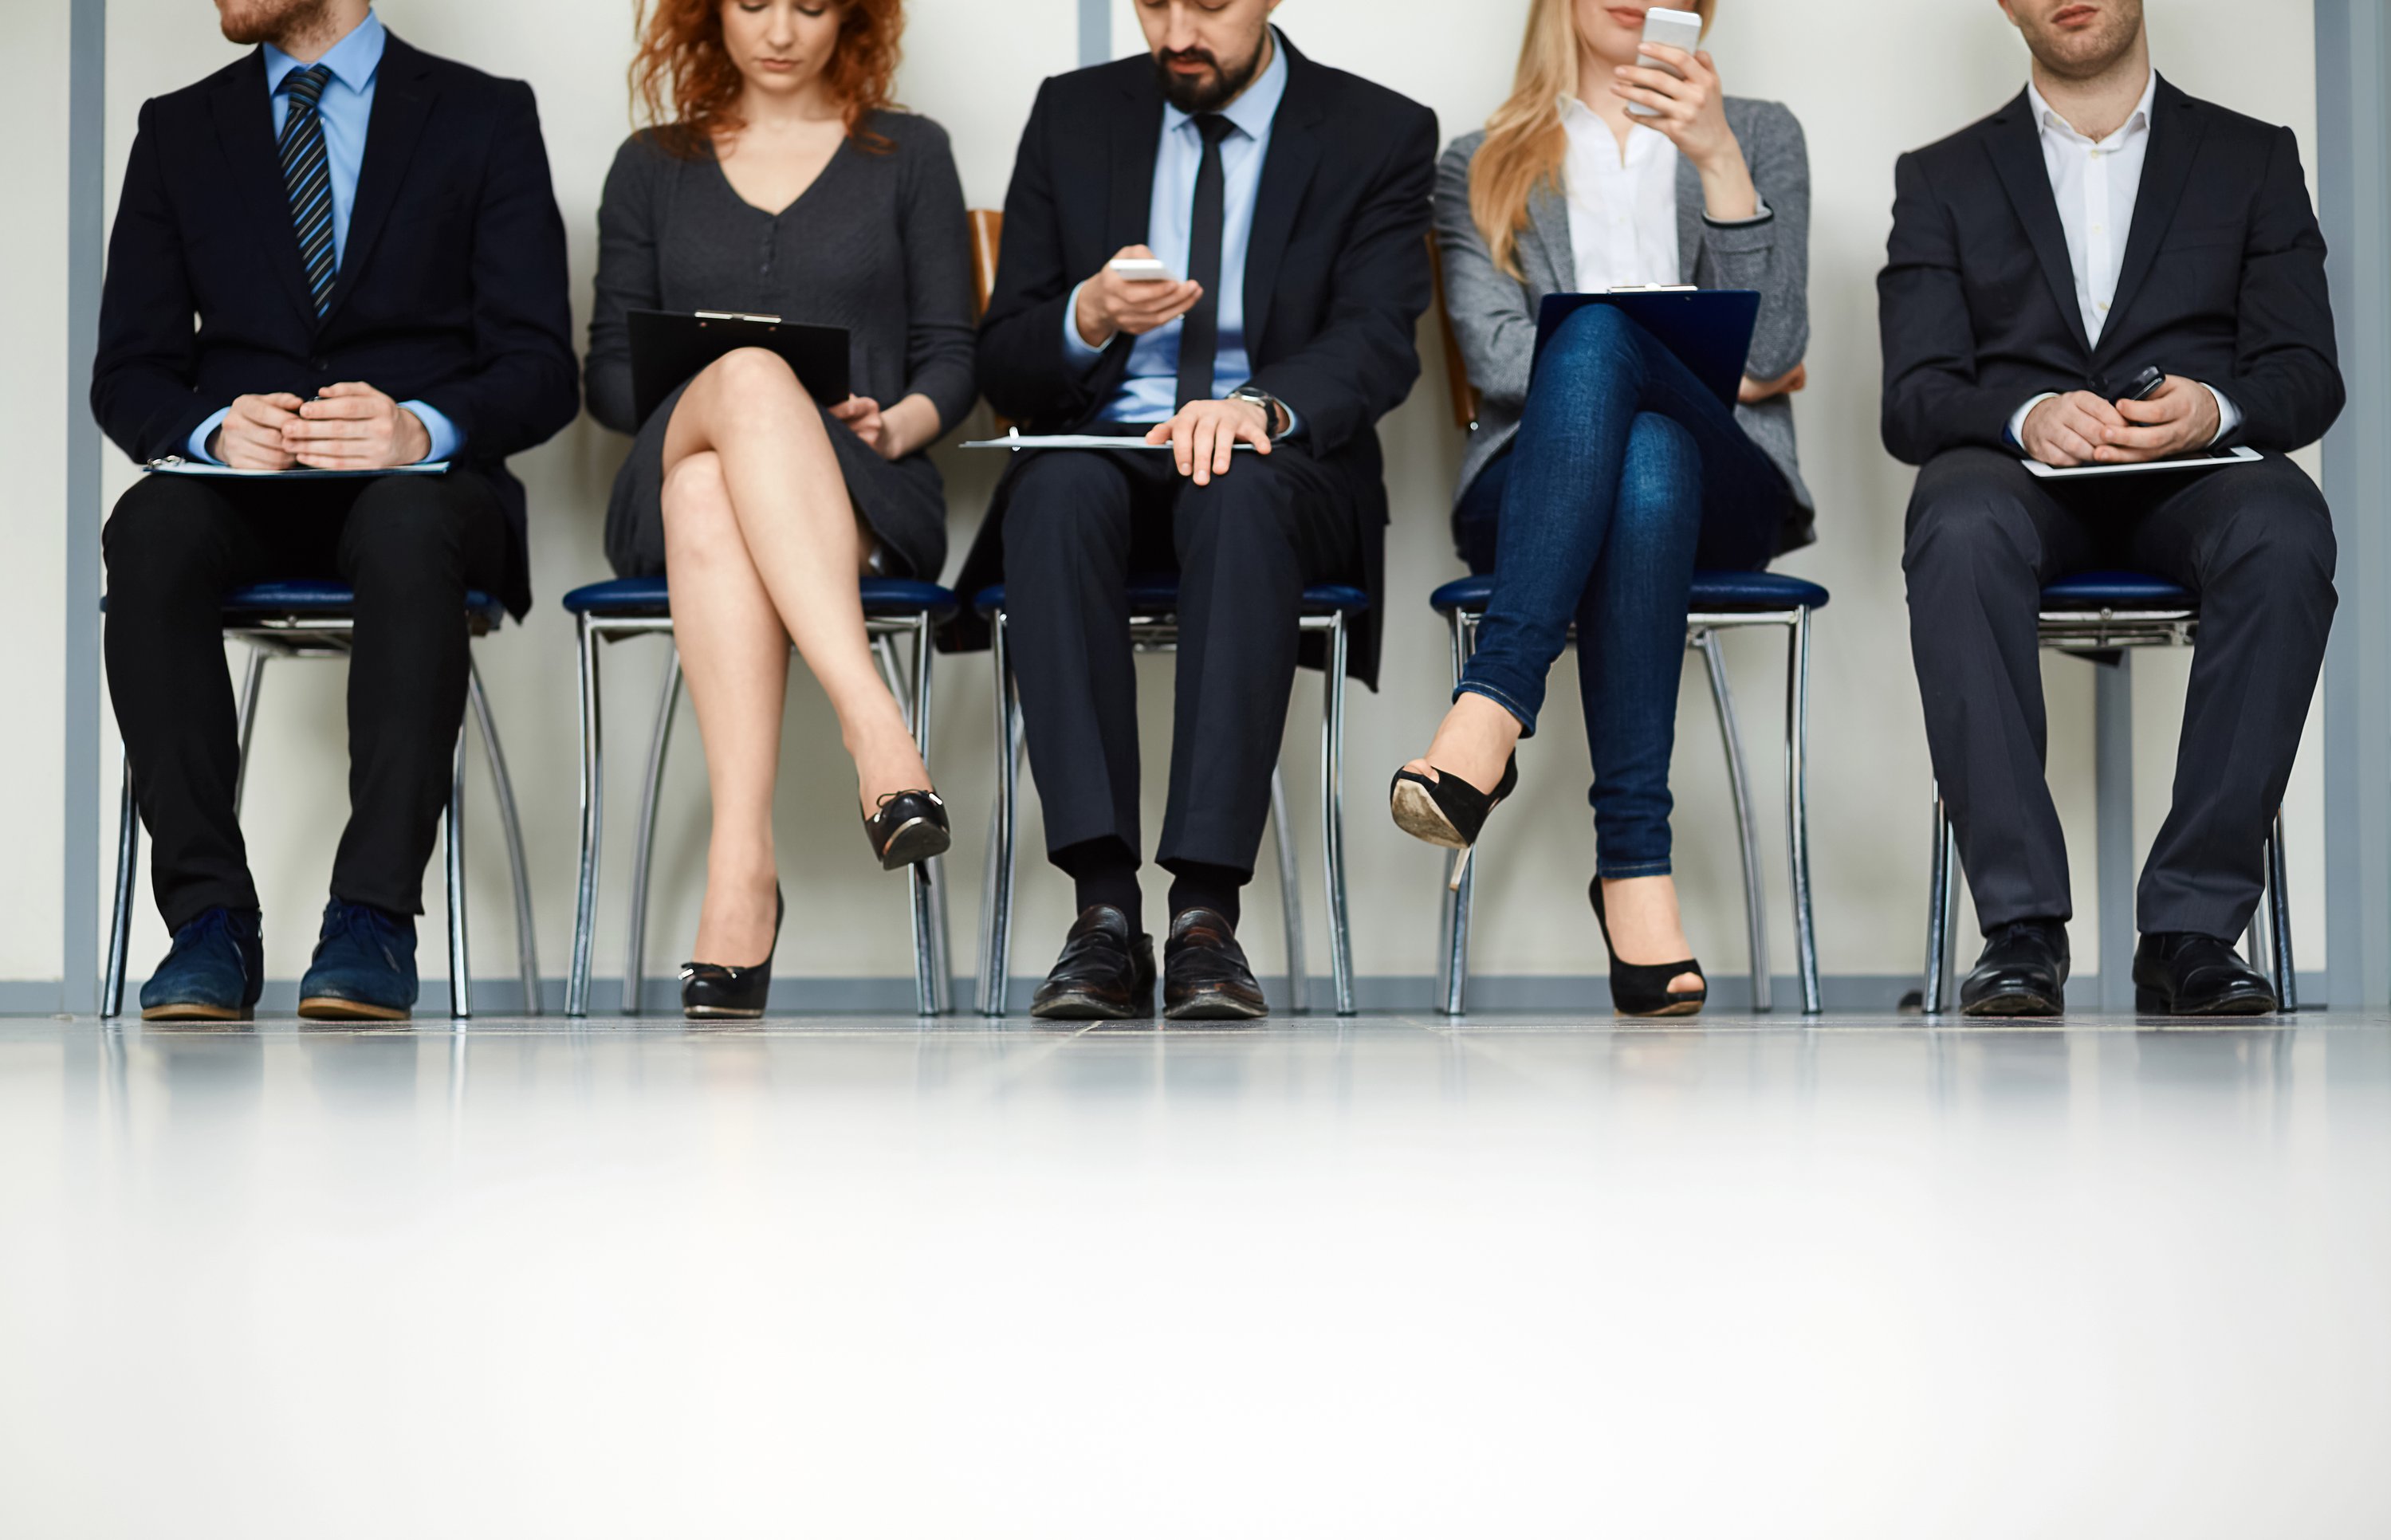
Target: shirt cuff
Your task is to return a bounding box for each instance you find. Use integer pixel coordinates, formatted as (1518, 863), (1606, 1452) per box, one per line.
(2006, 392), (2059, 450)
(1701, 196), (1773, 228)
(400, 401), (461, 463)
(1061, 281), (1107, 367)
(187, 408), (233, 464)
(2200, 383), (2241, 446)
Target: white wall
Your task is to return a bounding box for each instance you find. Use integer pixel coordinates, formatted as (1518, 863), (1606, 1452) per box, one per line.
(70, 0), (2322, 1000)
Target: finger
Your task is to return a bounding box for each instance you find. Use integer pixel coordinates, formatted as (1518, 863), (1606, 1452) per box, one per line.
(1144, 422), (1173, 447)
(285, 419), (369, 443)
(2114, 395), (2186, 425)
(2045, 422), (2096, 463)
(1213, 416), (1234, 478)
(1635, 42), (1691, 67)
(300, 395), (378, 419)
(258, 393), (306, 412)
(2102, 423), (2176, 451)
(2070, 392), (2129, 430)
(1173, 416), (1194, 477)
(1190, 416), (1217, 485)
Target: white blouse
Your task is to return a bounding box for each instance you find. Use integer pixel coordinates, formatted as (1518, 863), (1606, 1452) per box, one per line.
(1559, 95), (1681, 290)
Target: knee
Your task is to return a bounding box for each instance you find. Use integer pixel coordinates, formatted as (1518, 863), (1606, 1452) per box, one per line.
(1004, 459), (1122, 561)
(660, 451), (733, 543)
(698, 348), (815, 433)
(1613, 414), (1700, 529)
(342, 477), (467, 578)
(1903, 462), (2037, 583)
(1174, 466), (1295, 566)
(1550, 302), (1640, 373)
(2210, 493), (2337, 607)
(104, 478), (225, 592)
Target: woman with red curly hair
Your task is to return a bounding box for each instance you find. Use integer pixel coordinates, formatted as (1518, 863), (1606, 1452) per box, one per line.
(585, 0), (975, 1018)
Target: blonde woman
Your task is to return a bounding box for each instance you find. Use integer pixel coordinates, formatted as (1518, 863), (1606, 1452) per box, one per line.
(1388, 0), (1811, 1016)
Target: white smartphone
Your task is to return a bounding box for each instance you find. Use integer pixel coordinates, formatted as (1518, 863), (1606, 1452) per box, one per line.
(1107, 257), (1180, 283)
(1627, 6), (1705, 117)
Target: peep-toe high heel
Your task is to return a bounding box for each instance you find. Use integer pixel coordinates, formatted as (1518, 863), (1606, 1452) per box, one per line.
(680, 885), (785, 1020)
(1389, 753), (1520, 889)
(1590, 879), (1707, 1018)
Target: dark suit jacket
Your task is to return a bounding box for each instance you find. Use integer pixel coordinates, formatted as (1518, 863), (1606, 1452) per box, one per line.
(90, 33), (579, 618)
(954, 33), (1437, 684)
(1878, 77), (2342, 466)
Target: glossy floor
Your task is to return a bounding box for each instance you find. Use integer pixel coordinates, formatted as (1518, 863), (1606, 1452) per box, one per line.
(2, 1012), (2385, 1537)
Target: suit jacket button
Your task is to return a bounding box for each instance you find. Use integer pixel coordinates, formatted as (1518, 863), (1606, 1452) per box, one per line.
(310, 356), (328, 371)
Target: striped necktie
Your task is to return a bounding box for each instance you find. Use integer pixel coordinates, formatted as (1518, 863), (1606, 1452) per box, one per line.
(279, 63), (337, 316)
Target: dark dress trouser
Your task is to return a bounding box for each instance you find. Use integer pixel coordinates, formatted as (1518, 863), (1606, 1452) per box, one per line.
(999, 441), (1361, 881)
(1901, 447), (2336, 940)
(102, 469), (511, 932)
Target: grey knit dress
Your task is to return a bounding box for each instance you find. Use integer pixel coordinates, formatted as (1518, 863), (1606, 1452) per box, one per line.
(584, 112), (977, 581)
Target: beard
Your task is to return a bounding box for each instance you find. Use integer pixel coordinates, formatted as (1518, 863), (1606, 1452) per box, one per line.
(217, 0), (332, 47)
(2017, 0), (2144, 81)
(1152, 37), (1268, 115)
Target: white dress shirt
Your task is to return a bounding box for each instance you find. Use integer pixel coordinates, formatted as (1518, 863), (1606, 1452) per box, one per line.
(2007, 71), (2238, 450)
(1559, 96), (1680, 291)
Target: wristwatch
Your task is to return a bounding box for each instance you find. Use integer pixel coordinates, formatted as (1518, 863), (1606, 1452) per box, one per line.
(1226, 383), (1292, 441)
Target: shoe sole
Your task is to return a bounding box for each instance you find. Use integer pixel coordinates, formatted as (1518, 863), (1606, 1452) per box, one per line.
(1390, 782), (1467, 850)
(297, 996), (412, 1023)
(1030, 992), (1146, 1021)
(877, 818), (953, 870)
(141, 1003), (253, 1023)
(1618, 1000), (1706, 1019)
(1164, 992), (1270, 1022)
(2133, 988), (2279, 1017)
(683, 1005), (765, 1021)
(1960, 992), (2063, 1019)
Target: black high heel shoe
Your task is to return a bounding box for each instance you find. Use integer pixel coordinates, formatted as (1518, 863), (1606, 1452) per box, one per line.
(863, 790), (950, 870)
(1590, 879), (1707, 1018)
(1389, 753), (1519, 889)
(680, 884), (785, 1020)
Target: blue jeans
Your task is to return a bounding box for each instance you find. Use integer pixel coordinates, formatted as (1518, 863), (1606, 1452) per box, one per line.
(1456, 304), (1788, 879)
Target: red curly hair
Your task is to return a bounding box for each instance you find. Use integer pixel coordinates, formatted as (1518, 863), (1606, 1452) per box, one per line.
(631, 0), (905, 155)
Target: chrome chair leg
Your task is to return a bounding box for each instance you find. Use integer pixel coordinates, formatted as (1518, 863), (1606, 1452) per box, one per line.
(623, 650), (682, 1017)
(1268, 766), (1307, 1013)
(978, 613), (1020, 1016)
(568, 613), (604, 1017)
(1697, 628), (1772, 1012)
(104, 746), (139, 1020)
(1320, 612), (1355, 1016)
(230, 646), (269, 817)
(468, 656), (540, 1016)
(446, 728), (471, 1020)
(1438, 611), (1477, 1018)
(879, 623), (944, 1017)
(910, 617), (954, 1016)
(2267, 809), (2298, 1010)
(1923, 784), (1957, 1015)
(1783, 607), (1822, 1013)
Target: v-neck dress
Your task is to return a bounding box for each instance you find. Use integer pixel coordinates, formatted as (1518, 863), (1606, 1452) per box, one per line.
(584, 112), (977, 581)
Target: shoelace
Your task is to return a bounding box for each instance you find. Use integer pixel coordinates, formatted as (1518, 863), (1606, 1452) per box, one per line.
(326, 904), (403, 969)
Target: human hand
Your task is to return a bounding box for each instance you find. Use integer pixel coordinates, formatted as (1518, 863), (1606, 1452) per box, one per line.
(2020, 390), (2129, 468)
(282, 381), (432, 469)
(1738, 363), (1807, 404)
(214, 393), (305, 469)
(831, 395), (887, 454)
(2097, 377), (2222, 464)
(1615, 46), (1742, 176)
(1075, 245), (1203, 350)
(1143, 395), (1272, 486)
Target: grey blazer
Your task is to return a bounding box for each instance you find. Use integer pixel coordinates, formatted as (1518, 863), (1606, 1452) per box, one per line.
(1437, 98), (1814, 550)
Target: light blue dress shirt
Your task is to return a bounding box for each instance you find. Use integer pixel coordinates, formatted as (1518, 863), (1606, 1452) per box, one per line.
(1064, 29), (1290, 426)
(190, 10), (459, 465)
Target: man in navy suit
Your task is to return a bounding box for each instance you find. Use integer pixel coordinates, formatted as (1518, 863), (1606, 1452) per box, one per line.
(92, 0), (577, 1022)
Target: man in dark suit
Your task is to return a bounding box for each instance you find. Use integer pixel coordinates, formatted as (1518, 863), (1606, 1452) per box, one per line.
(1880, 0), (2342, 1016)
(92, 0), (577, 1022)
(961, 0), (1433, 1019)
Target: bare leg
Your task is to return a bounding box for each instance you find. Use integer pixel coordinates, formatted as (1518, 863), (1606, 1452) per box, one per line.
(1598, 875), (1701, 994)
(1404, 693), (1522, 798)
(663, 348), (930, 814)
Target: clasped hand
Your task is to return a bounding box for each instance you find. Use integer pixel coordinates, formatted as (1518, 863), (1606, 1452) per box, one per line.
(214, 381), (431, 470)
(2021, 379), (2221, 468)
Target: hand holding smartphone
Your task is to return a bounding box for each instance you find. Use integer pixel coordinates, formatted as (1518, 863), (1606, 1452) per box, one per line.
(1107, 257), (1180, 283)
(1627, 6), (1705, 117)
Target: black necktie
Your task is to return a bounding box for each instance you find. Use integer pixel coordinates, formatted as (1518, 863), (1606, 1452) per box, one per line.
(280, 64), (338, 316)
(1175, 114), (1237, 410)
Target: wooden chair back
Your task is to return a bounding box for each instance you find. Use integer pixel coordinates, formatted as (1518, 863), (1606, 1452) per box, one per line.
(969, 209), (1003, 320)
(1426, 230), (1482, 434)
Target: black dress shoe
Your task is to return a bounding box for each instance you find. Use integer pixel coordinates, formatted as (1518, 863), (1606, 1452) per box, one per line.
(1959, 918), (2070, 1017)
(863, 790), (951, 870)
(1031, 906), (1155, 1019)
(681, 886), (785, 1020)
(2133, 932), (2278, 1016)
(1162, 907), (1268, 1021)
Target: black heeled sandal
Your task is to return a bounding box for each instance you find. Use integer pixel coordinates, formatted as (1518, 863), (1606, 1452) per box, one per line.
(680, 884), (785, 1020)
(1389, 753), (1520, 890)
(863, 790), (951, 871)
(1590, 879), (1707, 1018)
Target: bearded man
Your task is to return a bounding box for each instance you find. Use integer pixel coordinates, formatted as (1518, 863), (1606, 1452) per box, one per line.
(92, 0), (576, 1020)
(1879, 0), (2343, 1016)
(959, 0), (1435, 1020)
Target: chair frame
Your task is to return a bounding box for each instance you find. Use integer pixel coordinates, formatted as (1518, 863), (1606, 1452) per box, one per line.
(1435, 599), (1822, 1016)
(565, 605), (953, 1018)
(101, 609), (538, 1021)
(974, 600), (1357, 1017)
(1919, 598), (2299, 1013)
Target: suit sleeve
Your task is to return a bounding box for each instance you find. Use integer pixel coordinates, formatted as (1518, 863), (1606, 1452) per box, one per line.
(2218, 124), (2343, 451)
(90, 100), (219, 463)
(414, 80), (580, 459)
(1705, 102), (1809, 383)
(584, 135), (658, 437)
(1433, 138), (1535, 418)
(1247, 101), (1438, 458)
(897, 121), (982, 438)
(977, 80), (1127, 424)
(1878, 149), (2025, 465)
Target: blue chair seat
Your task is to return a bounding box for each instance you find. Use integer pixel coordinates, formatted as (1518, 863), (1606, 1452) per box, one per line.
(103, 581), (509, 631)
(2040, 570), (2196, 610)
(973, 578), (1371, 617)
(1429, 569), (1831, 615)
(562, 575), (961, 623)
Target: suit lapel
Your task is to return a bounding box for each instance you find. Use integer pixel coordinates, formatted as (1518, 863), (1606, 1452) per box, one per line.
(323, 33), (437, 325)
(1241, 38), (1324, 357)
(2101, 77), (2204, 356)
(209, 51), (318, 322)
(1526, 180), (1575, 293)
(1983, 89), (2094, 358)
(1109, 66), (1165, 253)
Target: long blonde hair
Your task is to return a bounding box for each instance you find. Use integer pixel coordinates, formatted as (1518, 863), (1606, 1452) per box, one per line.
(1471, 0), (1714, 277)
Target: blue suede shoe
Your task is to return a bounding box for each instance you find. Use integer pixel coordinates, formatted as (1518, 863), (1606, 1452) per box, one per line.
(297, 900), (419, 1022)
(140, 907), (265, 1022)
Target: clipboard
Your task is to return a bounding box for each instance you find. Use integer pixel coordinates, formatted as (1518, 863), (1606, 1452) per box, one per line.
(1534, 289), (1760, 409)
(628, 309), (851, 426)
(2022, 446), (2262, 479)
(962, 431), (1255, 452)
(144, 458), (451, 479)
